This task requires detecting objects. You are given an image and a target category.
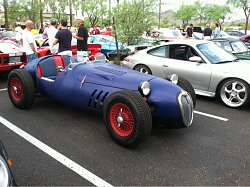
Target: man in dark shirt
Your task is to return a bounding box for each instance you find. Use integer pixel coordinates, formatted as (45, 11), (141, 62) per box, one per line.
(202, 24), (212, 40)
(186, 24), (194, 37)
(53, 18), (72, 56)
(73, 16), (89, 62)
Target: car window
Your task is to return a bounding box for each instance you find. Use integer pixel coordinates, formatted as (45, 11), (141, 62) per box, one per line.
(99, 38), (111, 43)
(88, 37), (94, 43)
(231, 41), (248, 53)
(2, 32), (15, 37)
(147, 46), (168, 57)
(215, 42), (232, 52)
(197, 43), (236, 64)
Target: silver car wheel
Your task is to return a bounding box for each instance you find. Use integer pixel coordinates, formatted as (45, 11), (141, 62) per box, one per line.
(134, 65), (152, 75)
(220, 80), (249, 108)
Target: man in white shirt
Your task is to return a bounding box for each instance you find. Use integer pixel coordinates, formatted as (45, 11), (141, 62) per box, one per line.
(22, 20), (38, 63)
(47, 18), (58, 54)
(15, 22), (23, 45)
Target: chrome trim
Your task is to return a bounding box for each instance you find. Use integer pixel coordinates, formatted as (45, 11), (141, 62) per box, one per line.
(194, 89), (216, 97)
(178, 91), (194, 127)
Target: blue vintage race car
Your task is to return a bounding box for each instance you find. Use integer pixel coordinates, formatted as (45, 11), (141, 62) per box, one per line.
(7, 54), (194, 147)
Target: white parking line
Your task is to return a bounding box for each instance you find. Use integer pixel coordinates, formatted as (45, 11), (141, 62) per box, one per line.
(194, 110), (228, 121)
(0, 116), (113, 187)
(0, 88), (7, 91)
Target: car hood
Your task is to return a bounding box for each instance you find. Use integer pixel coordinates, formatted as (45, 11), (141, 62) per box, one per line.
(74, 61), (157, 89)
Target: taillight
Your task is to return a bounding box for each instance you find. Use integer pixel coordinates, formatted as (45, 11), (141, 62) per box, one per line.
(124, 58), (129, 62)
(98, 48), (101, 52)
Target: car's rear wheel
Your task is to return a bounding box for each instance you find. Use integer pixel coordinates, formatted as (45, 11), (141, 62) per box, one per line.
(218, 79), (250, 108)
(103, 90), (152, 148)
(7, 69), (35, 109)
(134, 65), (152, 75)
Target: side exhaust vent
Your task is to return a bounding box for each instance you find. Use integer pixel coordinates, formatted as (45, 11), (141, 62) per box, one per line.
(88, 90), (97, 108)
(94, 91), (103, 109)
(99, 92), (109, 110)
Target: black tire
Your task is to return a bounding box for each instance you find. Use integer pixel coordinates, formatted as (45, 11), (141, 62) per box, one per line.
(134, 65), (152, 75)
(103, 90), (152, 148)
(7, 69), (35, 109)
(218, 78), (250, 108)
(172, 76), (196, 108)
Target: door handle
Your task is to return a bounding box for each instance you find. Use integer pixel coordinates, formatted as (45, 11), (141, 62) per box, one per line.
(162, 65), (168, 67)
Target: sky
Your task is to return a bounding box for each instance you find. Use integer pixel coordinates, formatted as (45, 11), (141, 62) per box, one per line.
(160, 0), (245, 21)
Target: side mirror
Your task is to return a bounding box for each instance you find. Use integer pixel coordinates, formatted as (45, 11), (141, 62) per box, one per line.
(189, 56), (202, 62)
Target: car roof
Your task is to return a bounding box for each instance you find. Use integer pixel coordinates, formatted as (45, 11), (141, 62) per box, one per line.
(211, 37), (240, 42)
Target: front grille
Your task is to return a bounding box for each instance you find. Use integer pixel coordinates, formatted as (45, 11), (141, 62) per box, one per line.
(178, 91), (193, 126)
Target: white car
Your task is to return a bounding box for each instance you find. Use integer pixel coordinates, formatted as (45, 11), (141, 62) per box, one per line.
(123, 40), (250, 108)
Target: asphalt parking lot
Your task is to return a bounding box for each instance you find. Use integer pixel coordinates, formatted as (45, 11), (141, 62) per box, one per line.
(0, 73), (249, 186)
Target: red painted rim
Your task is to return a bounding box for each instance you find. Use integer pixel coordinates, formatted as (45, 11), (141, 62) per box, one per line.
(110, 103), (134, 137)
(10, 78), (23, 101)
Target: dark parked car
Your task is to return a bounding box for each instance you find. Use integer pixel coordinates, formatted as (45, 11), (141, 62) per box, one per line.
(0, 141), (19, 186)
(240, 34), (250, 49)
(212, 37), (250, 60)
(224, 30), (245, 37)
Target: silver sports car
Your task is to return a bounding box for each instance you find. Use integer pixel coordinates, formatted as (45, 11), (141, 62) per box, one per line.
(123, 40), (250, 108)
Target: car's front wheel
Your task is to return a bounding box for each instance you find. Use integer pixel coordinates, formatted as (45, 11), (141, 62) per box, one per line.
(7, 69), (35, 109)
(218, 79), (250, 108)
(103, 90), (152, 148)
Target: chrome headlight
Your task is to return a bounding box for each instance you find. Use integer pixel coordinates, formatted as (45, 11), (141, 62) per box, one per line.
(138, 81), (151, 96)
(0, 156), (9, 186)
(167, 74), (178, 84)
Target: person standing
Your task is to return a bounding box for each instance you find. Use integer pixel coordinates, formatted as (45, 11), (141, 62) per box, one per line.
(91, 25), (100, 35)
(186, 24), (194, 38)
(53, 18), (72, 56)
(15, 22), (23, 45)
(42, 23), (49, 39)
(47, 18), (58, 54)
(73, 16), (89, 62)
(146, 28), (151, 37)
(22, 20), (38, 63)
(202, 24), (212, 40)
(213, 23), (220, 39)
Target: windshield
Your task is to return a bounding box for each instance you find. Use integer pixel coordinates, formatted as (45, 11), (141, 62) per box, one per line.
(172, 31), (183, 37)
(231, 41), (248, 53)
(197, 43), (236, 64)
(2, 32), (15, 37)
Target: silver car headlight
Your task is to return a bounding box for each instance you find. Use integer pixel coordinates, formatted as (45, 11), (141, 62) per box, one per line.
(0, 156), (9, 186)
(138, 81), (151, 96)
(167, 74), (178, 84)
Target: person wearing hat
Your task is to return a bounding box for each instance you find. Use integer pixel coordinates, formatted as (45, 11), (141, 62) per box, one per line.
(73, 16), (89, 62)
(91, 25), (100, 35)
(15, 22), (23, 45)
(186, 24), (194, 38)
(42, 23), (49, 39)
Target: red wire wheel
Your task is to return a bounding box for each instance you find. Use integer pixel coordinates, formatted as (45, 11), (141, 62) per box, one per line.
(7, 69), (35, 109)
(110, 103), (134, 137)
(10, 78), (23, 101)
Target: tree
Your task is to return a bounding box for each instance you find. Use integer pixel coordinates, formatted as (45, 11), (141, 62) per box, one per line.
(194, 0), (206, 23)
(79, 0), (108, 26)
(3, 0), (9, 30)
(162, 17), (169, 28)
(227, 0), (250, 34)
(211, 4), (231, 30)
(175, 4), (197, 29)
